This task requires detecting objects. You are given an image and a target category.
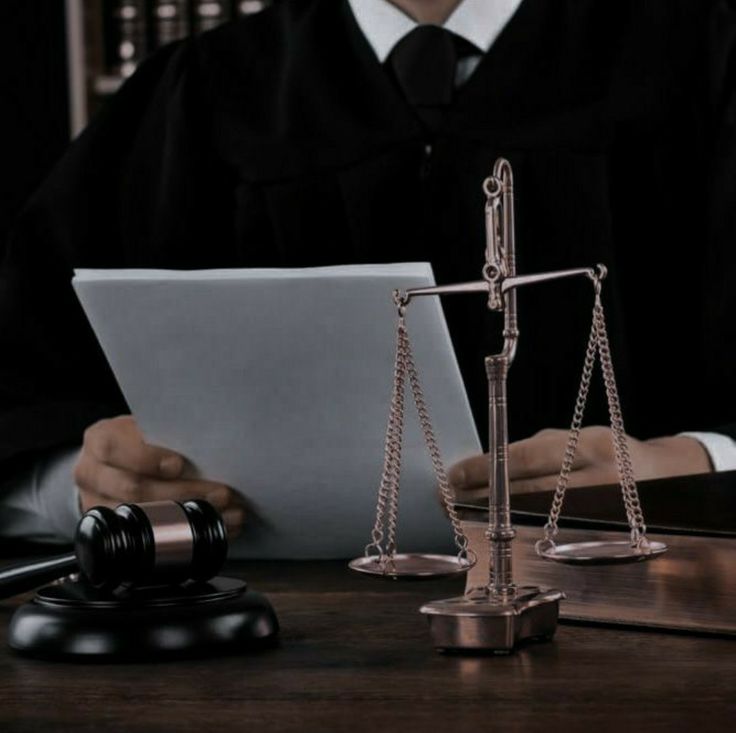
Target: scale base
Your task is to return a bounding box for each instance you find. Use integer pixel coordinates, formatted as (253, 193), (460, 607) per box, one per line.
(420, 586), (564, 653)
(8, 576), (279, 661)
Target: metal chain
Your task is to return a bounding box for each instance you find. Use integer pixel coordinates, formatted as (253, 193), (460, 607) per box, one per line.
(540, 298), (599, 544)
(538, 281), (648, 552)
(365, 315), (407, 560)
(593, 296), (647, 543)
(403, 327), (473, 561)
(384, 324), (410, 556)
(365, 302), (473, 562)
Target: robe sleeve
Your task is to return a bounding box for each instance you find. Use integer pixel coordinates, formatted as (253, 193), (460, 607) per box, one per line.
(0, 37), (235, 480)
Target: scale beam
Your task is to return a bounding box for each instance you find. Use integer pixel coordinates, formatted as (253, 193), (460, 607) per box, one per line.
(398, 267), (604, 305)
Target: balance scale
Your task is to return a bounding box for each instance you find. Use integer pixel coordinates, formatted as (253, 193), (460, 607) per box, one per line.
(349, 158), (666, 653)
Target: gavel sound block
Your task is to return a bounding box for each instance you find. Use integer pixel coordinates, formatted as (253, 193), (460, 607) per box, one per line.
(3, 500), (279, 661)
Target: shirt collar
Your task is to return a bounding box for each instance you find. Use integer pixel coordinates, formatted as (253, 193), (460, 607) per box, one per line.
(347, 0), (525, 63)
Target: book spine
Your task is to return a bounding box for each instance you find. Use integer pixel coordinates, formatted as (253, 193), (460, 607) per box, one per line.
(152, 0), (190, 48)
(111, 0), (148, 78)
(192, 1), (231, 34)
(234, 0), (272, 17)
(66, 0), (88, 137)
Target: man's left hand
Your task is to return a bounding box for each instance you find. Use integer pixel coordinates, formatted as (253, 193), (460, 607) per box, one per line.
(449, 426), (713, 501)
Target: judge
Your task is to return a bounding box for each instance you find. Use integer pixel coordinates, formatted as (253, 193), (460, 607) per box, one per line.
(1, 0), (734, 541)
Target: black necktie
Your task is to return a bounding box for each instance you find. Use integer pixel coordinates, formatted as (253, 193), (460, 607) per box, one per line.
(389, 26), (463, 132)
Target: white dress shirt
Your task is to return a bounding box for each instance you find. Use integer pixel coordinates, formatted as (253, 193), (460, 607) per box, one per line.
(348, 0), (523, 84)
(3, 0), (734, 544)
(349, 0), (522, 59)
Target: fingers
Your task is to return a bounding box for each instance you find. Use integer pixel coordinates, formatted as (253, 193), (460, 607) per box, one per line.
(77, 416), (248, 538)
(511, 463), (623, 494)
(221, 504), (247, 537)
(448, 453), (487, 492)
(76, 456), (233, 507)
(449, 429), (586, 493)
(453, 471), (575, 499)
(83, 416), (184, 479)
(448, 426), (679, 501)
(451, 471), (588, 499)
(510, 474), (560, 495)
(77, 488), (122, 514)
(78, 480), (246, 534)
(446, 484), (490, 504)
(509, 430), (588, 480)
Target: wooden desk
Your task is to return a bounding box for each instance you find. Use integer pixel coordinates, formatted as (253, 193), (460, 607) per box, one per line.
(1, 560), (734, 732)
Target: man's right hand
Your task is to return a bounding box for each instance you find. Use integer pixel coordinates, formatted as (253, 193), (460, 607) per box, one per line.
(73, 415), (246, 535)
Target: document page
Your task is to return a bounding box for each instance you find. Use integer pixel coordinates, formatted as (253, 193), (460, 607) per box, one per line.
(73, 263), (481, 558)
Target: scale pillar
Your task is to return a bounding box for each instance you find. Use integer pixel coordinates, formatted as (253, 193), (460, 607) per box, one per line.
(420, 353), (564, 654)
(486, 354), (516, 598)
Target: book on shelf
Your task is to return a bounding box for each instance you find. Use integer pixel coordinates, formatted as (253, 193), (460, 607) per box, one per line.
(457, 470), (736, 636)
(235, 0), (271, 15)
(90, 0), (274, 100)
(152, 0), (190, 48)
(192, 1), (232, 34)
(111, 0), (147, 80)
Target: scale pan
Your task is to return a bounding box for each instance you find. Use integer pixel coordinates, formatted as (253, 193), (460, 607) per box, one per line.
(349, 553), (474, 579)
(539, 539), (667, 565)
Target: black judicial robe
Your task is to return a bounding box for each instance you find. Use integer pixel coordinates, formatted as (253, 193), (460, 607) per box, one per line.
(2, 0), (736, 478)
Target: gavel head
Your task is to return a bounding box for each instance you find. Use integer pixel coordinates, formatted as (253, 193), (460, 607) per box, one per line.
(74, 500), (228, 590)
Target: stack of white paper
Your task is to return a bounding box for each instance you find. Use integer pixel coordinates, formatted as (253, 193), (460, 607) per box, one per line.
(73, 263), (480, 558)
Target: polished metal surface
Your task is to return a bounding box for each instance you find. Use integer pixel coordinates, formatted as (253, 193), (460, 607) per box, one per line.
(349, 553), (473, 579)
(486, 354), (515, 596)
(420, 586), (564, 652)
(399, 280), (489, 301)
(140, 501), (194, 570)
(501, 267), (598, 293)
(538, 539), (668, 565)
(397, 266), (598, 304)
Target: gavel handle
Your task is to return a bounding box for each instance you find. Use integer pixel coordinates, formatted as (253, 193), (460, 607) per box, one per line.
(0, 553), (78, 599)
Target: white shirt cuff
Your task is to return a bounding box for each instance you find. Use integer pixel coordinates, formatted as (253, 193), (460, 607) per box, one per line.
(678, 432), (736, 472)
(0, 447), (82, 543)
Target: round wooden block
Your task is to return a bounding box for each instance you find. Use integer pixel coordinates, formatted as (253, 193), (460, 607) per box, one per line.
(8, 576), (279, 661)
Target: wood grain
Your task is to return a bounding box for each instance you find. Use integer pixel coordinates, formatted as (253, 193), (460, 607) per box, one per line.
(1, 560), (734, 732)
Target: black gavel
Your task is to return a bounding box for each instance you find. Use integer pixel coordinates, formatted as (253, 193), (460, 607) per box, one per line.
(0, 499), (227, 599)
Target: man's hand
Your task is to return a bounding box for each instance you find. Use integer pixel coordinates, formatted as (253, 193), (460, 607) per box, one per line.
(74, 415), (246, 535)
(449, 426), (712, 501)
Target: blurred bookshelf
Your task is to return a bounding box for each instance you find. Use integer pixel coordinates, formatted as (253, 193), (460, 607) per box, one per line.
(65, 0), (274, 137)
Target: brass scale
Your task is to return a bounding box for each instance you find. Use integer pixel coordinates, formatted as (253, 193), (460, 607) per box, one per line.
(349, 158), (666, 653)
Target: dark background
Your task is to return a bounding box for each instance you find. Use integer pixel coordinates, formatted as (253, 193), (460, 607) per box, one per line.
(0, 2), (70, 251)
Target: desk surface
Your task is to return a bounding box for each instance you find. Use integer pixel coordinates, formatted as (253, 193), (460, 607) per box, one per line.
(1, 560), (735, 733)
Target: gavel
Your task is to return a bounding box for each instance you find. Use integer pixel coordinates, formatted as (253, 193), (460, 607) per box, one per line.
(0, 499), (227, 599)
